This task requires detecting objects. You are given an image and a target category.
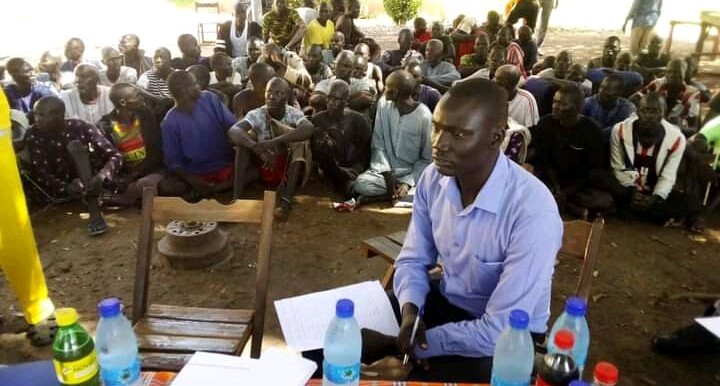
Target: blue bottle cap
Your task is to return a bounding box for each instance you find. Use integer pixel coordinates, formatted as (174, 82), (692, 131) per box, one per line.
(565, 296), (587, 317)
(336, 299), (354, 318)
(508, 309), (529, 329)
(98, 298), (122, 318)
(569, 381), (591, 386)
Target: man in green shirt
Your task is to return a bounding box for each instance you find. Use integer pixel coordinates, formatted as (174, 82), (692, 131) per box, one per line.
(263, 0), (307, 51)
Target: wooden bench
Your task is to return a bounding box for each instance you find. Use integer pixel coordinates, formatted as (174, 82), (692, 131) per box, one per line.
(361, 231), (406, 290)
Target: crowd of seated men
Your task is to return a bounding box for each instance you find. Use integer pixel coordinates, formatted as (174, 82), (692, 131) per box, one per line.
(1, 0), (719, 236)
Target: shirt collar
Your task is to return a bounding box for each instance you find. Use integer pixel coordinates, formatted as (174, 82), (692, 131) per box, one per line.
(438, 151), (508, 215)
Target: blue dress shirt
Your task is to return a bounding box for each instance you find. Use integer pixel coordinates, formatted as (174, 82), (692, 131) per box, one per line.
(393, 153), (563, 358)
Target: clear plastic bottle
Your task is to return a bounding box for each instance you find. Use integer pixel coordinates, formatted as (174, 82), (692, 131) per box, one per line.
(491, 309), (535, 386)
(535, 329), (579, 386)
(95, 298), (141, 386)
(548, 297), (590, 373)
(592, 362), (619, 386)
(323, 299), (361, 386)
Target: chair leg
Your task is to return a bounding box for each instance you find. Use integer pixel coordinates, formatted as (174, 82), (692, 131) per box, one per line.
(381, 266), (395, 290)
(712, 28), (720, 61)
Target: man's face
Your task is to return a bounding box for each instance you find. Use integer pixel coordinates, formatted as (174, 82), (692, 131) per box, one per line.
(326, 85), (348, 115)
(487, 49), (506, 78)
(552, 91), (579, 121)
(154, 51), (171, 71)
(331, 34), (345, 53)
(103, 49), (123, 73)
(39, 55), (60, 73)
(307, 47), (323, 68)
(33, 102), (64, 131)
(75, 66), (99, 95)
(384, 74), (404, 102)
(615, 53), (631, 71)
(665, 63), (685, 86)
(265, 79), (288, 114)
(119, 35), (139, 55)
(123, 87), (146, 111)
(567, 64), (585, 83)
(414, 19), (426, 33)
(637, 97), (664, 136)
(179, 37), (201, 58)
(405, 63), (422, 83)
(398, 31), (412, 52)
(597, 78), (621, 106)
(518, 27), (531, 42)
(334, 55), (354, 80)
(604, 39), (620, 60)
(425, 43), (443, 65)
(352, 57), (368, 78)
(276, 0), (288, 12)
(355, 45), (370, 60)
(214, 57), (233, 80)
(432, 99), (500, 177)
(65, 40), (84, 61)
(474, 36), (489, 61)
(348, 1), (360, 18)
(234, 6), (247, 27)
(496, 27), (511, 46)
(318, 3), (330, 22)
(10, 61), (34, 85)
(431, 23), (443, 39)
(555, 52), (571, 79)
(248, 40), (262, 63)
(493, 70), (515, 98)
(487, 12), (499, 26)
(648, 37), (662, 57)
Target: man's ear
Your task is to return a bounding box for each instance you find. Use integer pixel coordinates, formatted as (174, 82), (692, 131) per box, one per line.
(490, 123), (506, 147)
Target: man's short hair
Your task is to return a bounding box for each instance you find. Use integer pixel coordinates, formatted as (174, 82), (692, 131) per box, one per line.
(5, 57), (26, 74)
(167, 70), (196, 98)
(36, 95), (66, 115)
(109, 83), (137, 106)
(155, 47), (172, 59)
(210, 52), (231, 68)
(248, 62), (276, 84)
(557, 83), (584, 110)
(446, 78), (508, 128)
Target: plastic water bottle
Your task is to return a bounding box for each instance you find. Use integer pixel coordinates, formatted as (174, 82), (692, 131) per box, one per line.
(548, 297), (590, 373)
(491, 309), (535, 386)
(95, 298), (141, 386)
(592, 362), (619, 386)
(323, 299), (361, 386)
(535, 329), (579, 386)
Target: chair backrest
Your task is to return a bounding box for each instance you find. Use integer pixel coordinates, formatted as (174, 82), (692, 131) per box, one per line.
(132, 187), (276, 358)
(558, 218), (605, 302)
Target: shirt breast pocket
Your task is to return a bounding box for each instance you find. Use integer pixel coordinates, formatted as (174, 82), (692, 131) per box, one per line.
(396, 131), (421, 164)
(467, 258), (504, 298)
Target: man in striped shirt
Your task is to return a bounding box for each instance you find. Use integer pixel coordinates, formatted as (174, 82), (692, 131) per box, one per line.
(137, 48), (175, 100)
(494, 64), (539, 128)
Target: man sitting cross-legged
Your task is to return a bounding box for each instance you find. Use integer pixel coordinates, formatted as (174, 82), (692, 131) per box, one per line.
(360, 78), (562, 383)
(233, 62), (276, 119)
(310, 79), (372, 195)
(228, 77), (315, 221)
(26, 96), (122, 235)
(351, 70), (432, 206)
(158, 71), (237, 200)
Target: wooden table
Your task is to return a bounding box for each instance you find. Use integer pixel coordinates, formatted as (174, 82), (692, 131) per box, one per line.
(695, 11), (720, 61)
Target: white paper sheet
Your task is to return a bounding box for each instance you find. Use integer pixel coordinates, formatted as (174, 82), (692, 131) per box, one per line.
(274, 280), (400, 351)
(696, 316), (720, 339)
(170, 349), (317, 386)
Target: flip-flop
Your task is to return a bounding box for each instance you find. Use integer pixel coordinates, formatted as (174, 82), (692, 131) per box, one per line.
(88, 217), (109, 236)
(26, 317), (58, 347)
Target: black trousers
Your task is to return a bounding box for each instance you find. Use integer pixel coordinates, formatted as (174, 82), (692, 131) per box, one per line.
(304, 281), (545, 383)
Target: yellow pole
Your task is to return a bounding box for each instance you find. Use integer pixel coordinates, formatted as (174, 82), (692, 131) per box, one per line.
(0, 90), (55, 325)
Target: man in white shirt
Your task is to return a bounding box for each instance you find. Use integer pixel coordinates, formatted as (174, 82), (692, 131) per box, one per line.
(99, 47), (137, 86)
(61, 64), (113, 125)
(494, 64), (539, 127)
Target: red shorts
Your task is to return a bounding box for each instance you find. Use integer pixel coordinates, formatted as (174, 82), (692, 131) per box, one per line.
(259, 154), (288, 186)
(196, 165), (233, 184)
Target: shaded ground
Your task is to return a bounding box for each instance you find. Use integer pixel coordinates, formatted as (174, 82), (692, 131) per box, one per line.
(2, 28), (720, 385)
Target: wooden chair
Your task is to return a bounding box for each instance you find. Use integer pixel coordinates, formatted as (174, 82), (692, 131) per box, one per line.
(362, 217), (605, 301)
(195, 1), (221, 44)
(132, 187), (276, 371)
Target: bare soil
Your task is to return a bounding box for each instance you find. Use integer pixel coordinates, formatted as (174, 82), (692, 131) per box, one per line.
(2, 27), (720, 385)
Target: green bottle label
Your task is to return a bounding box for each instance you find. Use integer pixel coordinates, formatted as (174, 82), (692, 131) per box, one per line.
(53, 350), (99, 385)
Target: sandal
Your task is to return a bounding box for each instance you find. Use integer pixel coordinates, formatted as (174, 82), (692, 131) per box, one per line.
(88, 216), (109, 236)
(274, 198), (292, 222)
(26, 317), (58, 347)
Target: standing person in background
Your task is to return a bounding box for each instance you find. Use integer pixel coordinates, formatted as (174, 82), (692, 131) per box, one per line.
(263, 0), (307, 52)
(336, 0), (365, 48)
(624, 0), (663, 56)
(535, 0), (558, 53)
(304, 1), (335, 54)
(119, 34), (154, 77)
(480, 11), (502, 46)
(216, 1), (263, 58)
(505, 0), (540, 32)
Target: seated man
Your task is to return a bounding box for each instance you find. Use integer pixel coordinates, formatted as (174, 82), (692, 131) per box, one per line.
(171, 34), (211, 70)
(531, 84), (612, 218)
(61, 37), (102, 73)
(449, 15), (479, 67)
(632, 34), (669, 83)
(60, 64), (113, 124)
(351, 70), (432, 205)
(233, 62), (276, 119)
(99, 47), (138, 86)
(263, 0), (306, 51)
(362, 78), (562, 383)
(216, 0), (263, 58)
(322, 31), (346, 67)
(312, 51), (376, 115)
(380, 28), (424, 76)
(535, 50), (592, 95)
(228, 77), (315, 220)
(458, 32), (489, 78)
(259, 43), (313, 90)
(466, 43), (506, 80)
(119, 34), (154, 77)
(354, 43), (384, 93)
(232, 37), (264, 87)
(188, 64), (229, 106)
(405, 60), (441, 113)
(335, 0), (364, 48)
(583, 73), (636, 141)
(305, 44), (333, 85)
(684, 56), (712, 104)
(158, 71), (236, 199)
(588, 36), (622, 69)
(494, 64), (539, 128)
(310, 80), (371, 194)
(208, 52), (244, 106)
(3, 58), (53, 116)
(609, 92), (701, 229)
(412, 17), (432, 50)
(515, 25), (538, 72)
(36, 51), (74, 95)
(636, 58), (702, 135)
(350, 55), (380, 115)
(137, 47), (175, 100)
(96, 83), (164, 206)
(496, 26), (525, 76)
(427, 22), (456, 63)
(26, 96), (122, 235)
(479, 11), (502, 46)
(420, 39), (461, 93)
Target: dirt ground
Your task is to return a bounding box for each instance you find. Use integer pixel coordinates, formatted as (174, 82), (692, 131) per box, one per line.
(2, 27), (720, 385)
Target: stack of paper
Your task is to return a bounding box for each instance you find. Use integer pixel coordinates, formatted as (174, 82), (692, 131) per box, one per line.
(274, 280), (400, 351)
(171, 349), (317, 386)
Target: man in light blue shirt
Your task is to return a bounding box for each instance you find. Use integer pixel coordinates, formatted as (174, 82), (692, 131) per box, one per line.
(624, 0), (663, 55)
(362, 78), (562, 383)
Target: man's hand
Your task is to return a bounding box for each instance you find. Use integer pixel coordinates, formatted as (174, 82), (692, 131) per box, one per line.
(361, 328), (398, 363)
(630, 191), (658, 211)
(393, 183), (411, 202)
(397, 303), (428, 363)
(361, 356), (412, 381)
(622, 21), (628, 34)
(254, 138), (281, 153)
(66, 178), (85, 199)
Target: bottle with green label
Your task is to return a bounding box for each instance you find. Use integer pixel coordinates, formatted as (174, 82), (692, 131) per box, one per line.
(52, 307), (101, 386)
